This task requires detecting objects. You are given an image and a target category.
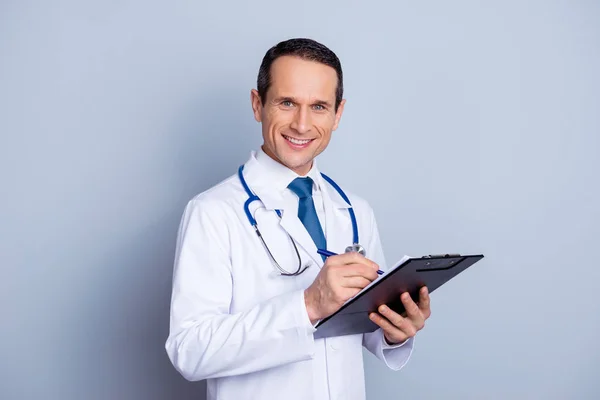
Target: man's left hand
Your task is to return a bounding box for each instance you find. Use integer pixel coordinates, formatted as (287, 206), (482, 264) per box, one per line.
(369, 286), (431, 345)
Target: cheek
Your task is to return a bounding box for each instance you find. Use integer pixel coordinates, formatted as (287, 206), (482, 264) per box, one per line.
(314, 128), (333, 150)
(266, 110), (292, 135)
(315, 113), (336, 129)
(314, 117), (336, 140)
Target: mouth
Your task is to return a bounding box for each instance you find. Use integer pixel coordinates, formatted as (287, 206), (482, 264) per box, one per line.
(283, 134), (314, 149)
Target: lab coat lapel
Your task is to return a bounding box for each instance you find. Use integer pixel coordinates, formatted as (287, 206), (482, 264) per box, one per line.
(279, 208), (323, 267)
(241, 153), (323, 267)
(241, 154), (286, 210)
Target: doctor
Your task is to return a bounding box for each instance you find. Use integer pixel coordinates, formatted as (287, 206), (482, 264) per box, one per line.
(165, 38), (431, 400)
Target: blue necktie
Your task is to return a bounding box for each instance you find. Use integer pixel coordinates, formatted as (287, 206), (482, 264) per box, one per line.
(288, 177), (327, 253)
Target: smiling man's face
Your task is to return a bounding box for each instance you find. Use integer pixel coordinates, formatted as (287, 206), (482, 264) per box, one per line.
(251, 55), (345, 176)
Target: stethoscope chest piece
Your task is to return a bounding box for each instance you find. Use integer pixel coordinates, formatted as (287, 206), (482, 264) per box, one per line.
(345, 243), (366, 256)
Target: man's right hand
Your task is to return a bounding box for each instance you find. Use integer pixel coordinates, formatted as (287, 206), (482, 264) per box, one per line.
(304, 252), (380, 325)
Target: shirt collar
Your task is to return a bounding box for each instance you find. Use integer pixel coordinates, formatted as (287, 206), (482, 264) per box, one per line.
(255, 147), (322, 193)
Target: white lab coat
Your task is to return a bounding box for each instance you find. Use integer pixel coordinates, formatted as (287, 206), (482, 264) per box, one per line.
(165, 150), (414, 400)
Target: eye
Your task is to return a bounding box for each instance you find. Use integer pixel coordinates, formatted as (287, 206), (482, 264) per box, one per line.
(313, 104), (326, 111)
(282, 100), (294, 107)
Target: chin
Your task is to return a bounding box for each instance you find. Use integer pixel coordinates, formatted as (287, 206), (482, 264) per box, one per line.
(280, 154), (313, 173)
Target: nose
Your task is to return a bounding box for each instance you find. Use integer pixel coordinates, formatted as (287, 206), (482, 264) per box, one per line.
(289, 106), (311, 135)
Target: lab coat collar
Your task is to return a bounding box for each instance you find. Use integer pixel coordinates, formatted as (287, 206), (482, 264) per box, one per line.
(242, 148), (351, 210)
(255, 147), (323, 196)
(241, 149), (353, 267)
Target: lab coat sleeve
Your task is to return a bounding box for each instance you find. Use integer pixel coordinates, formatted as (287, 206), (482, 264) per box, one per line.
(165, 198), (316, 381)
(361, 204), (415, 370)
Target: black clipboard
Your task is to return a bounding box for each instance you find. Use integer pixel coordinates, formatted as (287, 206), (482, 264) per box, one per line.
(313, 253), (484, 339)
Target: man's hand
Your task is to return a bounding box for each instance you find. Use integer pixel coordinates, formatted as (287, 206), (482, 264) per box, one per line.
(369, 287), (431, 345)
(304, 252), (379, 324)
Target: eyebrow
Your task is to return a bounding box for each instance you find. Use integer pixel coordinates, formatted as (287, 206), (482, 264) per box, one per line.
(272, 96), (333, 108)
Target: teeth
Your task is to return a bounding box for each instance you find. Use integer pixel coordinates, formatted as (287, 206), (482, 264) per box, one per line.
(284, 135), (311, 145)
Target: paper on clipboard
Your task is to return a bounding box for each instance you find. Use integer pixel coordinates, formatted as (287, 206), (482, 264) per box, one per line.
(342, 254), (412, 306)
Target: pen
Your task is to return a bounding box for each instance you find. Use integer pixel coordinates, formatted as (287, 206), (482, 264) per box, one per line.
(317, 249), (384, 275)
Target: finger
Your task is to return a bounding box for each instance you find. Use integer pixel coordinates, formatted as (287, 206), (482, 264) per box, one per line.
(418, 286), (431, 318)
(340, 287), (362, 302)
(400, 293), (420, 316)
(333, 252), (380, 271)
(377, 305), (418, 337)
(368, 312), (409, 343)
(377, 304), (407, 328)
(341, 263), (379, 281)
(401, 292), (425, 329)
(340, 276), (372, 289)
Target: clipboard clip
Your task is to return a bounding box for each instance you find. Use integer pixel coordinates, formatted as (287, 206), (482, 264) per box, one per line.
(423, 253), (461, 258)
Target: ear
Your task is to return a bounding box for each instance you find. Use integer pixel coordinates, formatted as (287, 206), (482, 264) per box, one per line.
(332, 98), (346, 131)
(250, 89), (263, 122)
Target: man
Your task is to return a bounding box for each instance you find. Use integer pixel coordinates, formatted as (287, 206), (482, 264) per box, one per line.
(165, 38), (431, 400)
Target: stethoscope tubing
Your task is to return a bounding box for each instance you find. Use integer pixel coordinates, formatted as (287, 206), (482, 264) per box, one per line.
(237, 164), (361, 275)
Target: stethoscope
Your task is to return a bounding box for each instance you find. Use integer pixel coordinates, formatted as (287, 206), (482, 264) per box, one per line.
(238, 164), (365, 276)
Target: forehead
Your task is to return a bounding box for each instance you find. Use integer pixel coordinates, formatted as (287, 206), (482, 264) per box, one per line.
(268, 56), (337, 101)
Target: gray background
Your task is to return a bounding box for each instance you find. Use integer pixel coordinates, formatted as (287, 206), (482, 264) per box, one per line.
(1, 1), (599, 399)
